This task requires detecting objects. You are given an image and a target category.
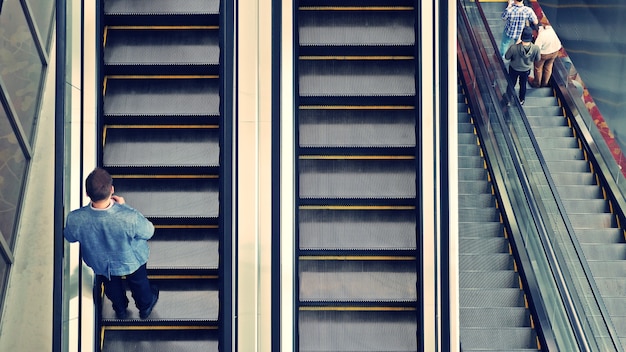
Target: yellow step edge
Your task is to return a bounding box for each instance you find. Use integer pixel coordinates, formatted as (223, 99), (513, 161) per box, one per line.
(299, 205), (415, 210)
(300, 55), (414, 60)
(300, 306), (416, 311)
(300, 105), (414, 110)
(299, 6), (414, 11)
(299, 155), (415, 160)
(299, 256), (416, 261)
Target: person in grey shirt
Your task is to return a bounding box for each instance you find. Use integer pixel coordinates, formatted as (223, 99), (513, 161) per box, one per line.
(64, 167), (159, 319)
(505, 26), (541, 105)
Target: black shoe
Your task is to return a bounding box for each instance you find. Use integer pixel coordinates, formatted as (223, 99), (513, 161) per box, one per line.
(519, 99), (525, 105)
(139, 287), (159, 319)
(115, 309), (128, 319)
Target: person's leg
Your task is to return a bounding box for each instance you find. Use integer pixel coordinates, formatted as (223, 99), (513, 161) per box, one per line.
(541, 51), (559, 86)
(519, 69), (530, 102)
(500, 34), (513, 58)
(533, 56), (546, 88)
(99, 274), (129, 316)
(125, 264), (154, 311)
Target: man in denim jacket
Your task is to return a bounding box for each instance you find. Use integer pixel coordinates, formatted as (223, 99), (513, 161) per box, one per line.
(64, 168), (159, 319)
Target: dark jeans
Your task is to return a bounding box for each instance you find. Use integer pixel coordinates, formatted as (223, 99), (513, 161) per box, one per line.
(508, 67), (531, 101)
(98, 263), (153, 313)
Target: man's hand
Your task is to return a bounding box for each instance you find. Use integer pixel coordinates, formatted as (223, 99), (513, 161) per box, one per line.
(111, 195), (125, 205)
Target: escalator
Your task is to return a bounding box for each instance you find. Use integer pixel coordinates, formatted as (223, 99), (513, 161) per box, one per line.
(480, 1), (626, 349)
(97, 0), (224, 350)
(295, 0), (419, 350)
(458, 84), (541, 351)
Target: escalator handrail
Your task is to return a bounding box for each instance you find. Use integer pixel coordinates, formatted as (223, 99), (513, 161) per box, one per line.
(458, 1), (592, 351)
(469, 0), (624, 349)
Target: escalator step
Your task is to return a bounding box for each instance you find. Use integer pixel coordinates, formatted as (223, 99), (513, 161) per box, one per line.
(556, 185), (604, 200)
(458, 193), (495, 208)
(459, 208), (499, 222)
(111, 177), (219, 219)
(460, 254), (512, 271)
(460, 237), (508, 254)
(460, 271), (519, 289)
(104, 28), (220, 75)
(458, 144), (481, 157)
(458, 168), (488, 182)
(103, 127), (219, 168)
(568, 213), (616, 229)
(531, 126), (573, 138)
(587, 260), (626, 278)
(459, 288), (523, 307)
(458, 222), (504, 238)
(299, 209), (416, 250)
(581, 243), (626, 260)
(299, 260), (417, 302)
(545, 160), (590, 173)
(299, 60), (415, 97)
(537, 147), (583, 161)
(149, 229), (219, 270)
(458, 180), (491, 195)
(523, 106), (563, 117)
(299, 108), (416, 148)
(105, 0), (218, 16)
(550, 172), (596, 185)
(104, 77), (220, 117)
(460, 327), (537, 350)
(533, 136), (579, 148)
(101, 329), (218, 352)
(299, 10), (415, 48)
(101, 279), (219, 322)
(299, 310), (417, 352)
(561, 199), (609, 214)
(458, 155), (484, 169)
(299, 158), (416, 199)
(461, 307), (531, 327)
(575, 228), (624, 243)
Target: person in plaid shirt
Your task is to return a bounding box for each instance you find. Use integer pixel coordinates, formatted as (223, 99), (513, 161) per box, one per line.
(500, 0), (538, 58)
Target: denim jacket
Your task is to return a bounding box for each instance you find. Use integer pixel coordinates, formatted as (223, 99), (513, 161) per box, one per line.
(64, 202), (154, 278)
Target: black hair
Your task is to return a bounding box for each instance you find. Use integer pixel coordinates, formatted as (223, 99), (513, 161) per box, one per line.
(85, 168), (113, 201)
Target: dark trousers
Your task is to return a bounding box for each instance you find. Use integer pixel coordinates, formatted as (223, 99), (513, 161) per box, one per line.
(508, 67), (531, 101)
(98, 264), (153, 313)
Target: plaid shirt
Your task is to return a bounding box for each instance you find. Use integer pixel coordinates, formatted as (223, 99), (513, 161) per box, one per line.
(502, 5), (537, 40)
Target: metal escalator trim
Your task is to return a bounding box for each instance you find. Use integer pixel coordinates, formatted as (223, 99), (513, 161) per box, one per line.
(112, 175), (218, 179)
(300, 105), (414, 110)
(299, 306), (416, 311)
(299, 256), (415, 261)
(299, 205), (415, 210)
(299, 155), (414, 160)
(300, 55), (414, 60)
(299, 6), (414, 11)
